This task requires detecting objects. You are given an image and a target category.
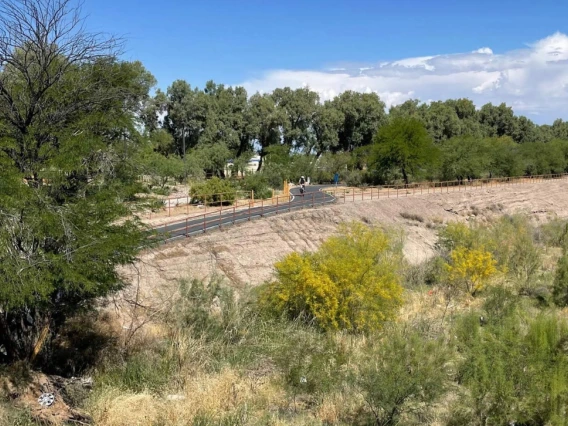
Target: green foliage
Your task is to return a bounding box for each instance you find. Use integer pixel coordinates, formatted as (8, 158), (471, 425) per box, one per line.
(0, 404), (37, 426)
(170, 278), (238, 342)
(370, 117), (439, 184)
(356, 328), (453, 426)
(96, 349), (175, 393)
(190, 177), (237, 205)
(0, 10), (153, 361)
(259, 222), (404, 332)
(438, 217), (544, 291)
(452, 308), (568, 426)
(141, 150), (185, 189)
(273, 329), (348, 397)
(438, 136), (489, 180)
(538, 219), (568, 248)
(152, 73), (568, 185)
(554, 252), (568, 307)
(312, 152), (352, 183)
(239, 174), (272, 199)
(520, 140), (568, 175)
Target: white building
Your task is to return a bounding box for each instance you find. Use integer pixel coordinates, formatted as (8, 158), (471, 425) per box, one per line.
(225, 154), (261, 177)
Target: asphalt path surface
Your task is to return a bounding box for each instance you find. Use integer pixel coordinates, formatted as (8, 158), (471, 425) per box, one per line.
(155, 185), (335, 242)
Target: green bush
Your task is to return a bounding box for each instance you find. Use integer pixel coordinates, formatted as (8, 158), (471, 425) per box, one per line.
(452, 308), (568, 426)
(355, 327), (453, 426)
(538, 219), (568, 248)
(190, 177), (237, 205)
(239, 174), (272, 199)
(273, 329), (348, 398)
(343, 169), (367, 186)
(553, 253), (568, 307)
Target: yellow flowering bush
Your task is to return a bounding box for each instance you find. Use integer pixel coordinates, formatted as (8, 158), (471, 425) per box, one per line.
(444, 246), (498, 295)
(259, 222), (404, 332)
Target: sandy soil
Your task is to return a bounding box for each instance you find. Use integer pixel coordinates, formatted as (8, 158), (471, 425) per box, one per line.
(119, 179), (568, 302)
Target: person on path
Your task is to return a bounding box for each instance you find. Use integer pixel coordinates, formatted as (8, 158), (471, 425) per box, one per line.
(299, 176), (306, 196)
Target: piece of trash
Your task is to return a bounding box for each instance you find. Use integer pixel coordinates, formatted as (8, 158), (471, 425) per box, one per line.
(38, 393), (55, 407)
(166, 394), (186, 401)
(300, 376), (307, 384)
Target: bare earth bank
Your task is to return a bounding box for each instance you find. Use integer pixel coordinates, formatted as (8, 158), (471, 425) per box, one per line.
(120, 180), (568, 297)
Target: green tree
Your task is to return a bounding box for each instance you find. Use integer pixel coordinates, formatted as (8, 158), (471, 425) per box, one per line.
(272, 87), (319, 151)
(332, 91), (388, 152)
(453, 310), (568, 425)
(248, 93), (285, 171)
(0, 0), (153, 362)
(438, 136), (490, 181)
(422, 101), (462, 142)
(311, 101), (344, 156)
(486, 136), (523, 177)
(479, 102), (518, 139)
(370, 117), (438, 184)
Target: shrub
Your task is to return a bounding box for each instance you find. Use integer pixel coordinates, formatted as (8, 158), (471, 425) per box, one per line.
(356, 328), (453, 426)
(273, 329), (348, 398)
(444, 246), (497, 295)
(452, 311), (568, 426)
(239, 174), (272, 199)
(438, 216), (542, 290)
(399, 212), (424, 222)
(259, 222), (404, 332)
(343, 169), (366, 187)
(190, 177), (237, 206)
(553, 253), (568, 307)
(538, 219), (568, 248)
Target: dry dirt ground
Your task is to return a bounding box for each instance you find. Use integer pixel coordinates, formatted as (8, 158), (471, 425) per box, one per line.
(119, 179), (568, 303)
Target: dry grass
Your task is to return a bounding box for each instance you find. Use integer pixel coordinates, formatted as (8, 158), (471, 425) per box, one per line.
(89, 368), (286, 426)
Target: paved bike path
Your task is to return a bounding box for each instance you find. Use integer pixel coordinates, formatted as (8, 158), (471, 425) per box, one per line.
(155, 185), (335, 242)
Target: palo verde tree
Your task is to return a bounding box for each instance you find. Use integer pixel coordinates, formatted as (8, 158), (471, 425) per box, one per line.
(260, 222), (404, 332)
(0, 0), (155, 363)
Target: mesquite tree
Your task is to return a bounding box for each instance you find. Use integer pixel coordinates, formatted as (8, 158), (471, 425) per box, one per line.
(0, 0), (155, 363)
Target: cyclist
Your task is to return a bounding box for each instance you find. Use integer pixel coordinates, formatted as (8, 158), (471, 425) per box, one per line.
(299, 176), (306, 196)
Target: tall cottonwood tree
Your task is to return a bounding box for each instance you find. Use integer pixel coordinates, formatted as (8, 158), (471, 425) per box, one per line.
(0, 0), (154, 362)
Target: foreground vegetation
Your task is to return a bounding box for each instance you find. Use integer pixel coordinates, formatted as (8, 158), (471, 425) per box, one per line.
(4, 215), (568, 425)
(4, 1), (568, 425)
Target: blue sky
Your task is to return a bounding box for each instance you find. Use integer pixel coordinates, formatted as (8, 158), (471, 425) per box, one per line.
(83, 0), (568, 122)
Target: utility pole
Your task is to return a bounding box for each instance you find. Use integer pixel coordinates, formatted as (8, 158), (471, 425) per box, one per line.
(182, 125), (187, 180)
(182, 125), (186, 159)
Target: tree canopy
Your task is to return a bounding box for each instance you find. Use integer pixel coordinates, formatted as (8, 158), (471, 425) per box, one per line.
(0, 0), (154, 362)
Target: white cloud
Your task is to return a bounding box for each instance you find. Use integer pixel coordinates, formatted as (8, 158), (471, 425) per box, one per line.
(239, 32), (568, 123)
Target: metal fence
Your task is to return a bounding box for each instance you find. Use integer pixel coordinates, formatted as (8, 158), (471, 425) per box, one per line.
(323, 173), (568, 202)
(154, 173), (568, 242)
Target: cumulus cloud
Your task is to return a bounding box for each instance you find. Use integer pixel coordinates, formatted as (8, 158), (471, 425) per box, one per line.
(239, 33), (568, 124)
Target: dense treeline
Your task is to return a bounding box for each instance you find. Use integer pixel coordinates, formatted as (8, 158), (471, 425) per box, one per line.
(141, 80), (568, 186)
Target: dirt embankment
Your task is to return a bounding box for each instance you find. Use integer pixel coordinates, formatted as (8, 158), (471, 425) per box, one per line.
(120, 180), (568, 297)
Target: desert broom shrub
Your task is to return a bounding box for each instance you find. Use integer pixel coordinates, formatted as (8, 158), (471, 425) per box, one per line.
(259, 222), (404, 332)
(354, 327), (454, 426)
(451, 308), (568, 426)
(553, 251), (568, 307)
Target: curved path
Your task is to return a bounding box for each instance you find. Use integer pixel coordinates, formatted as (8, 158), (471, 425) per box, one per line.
(156, 185), (335, 242)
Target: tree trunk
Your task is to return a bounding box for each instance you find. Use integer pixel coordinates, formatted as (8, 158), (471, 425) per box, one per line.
(401, 167), (409, 185)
